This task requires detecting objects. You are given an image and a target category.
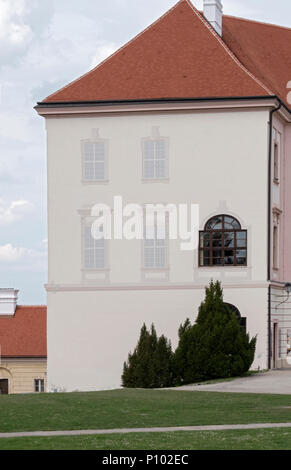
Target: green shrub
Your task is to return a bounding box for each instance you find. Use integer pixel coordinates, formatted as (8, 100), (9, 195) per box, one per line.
(122, 324), (174, 388)
(174, 281), (257, 385)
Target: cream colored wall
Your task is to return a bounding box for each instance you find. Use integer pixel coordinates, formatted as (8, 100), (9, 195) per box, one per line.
(0, 359), (46, 394)
(47, 286), (268, 392)
(46, 109), (269, 286)
(46, 107), (271, 391)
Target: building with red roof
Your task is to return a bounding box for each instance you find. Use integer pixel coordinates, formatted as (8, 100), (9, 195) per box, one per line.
(0, 289), (47, 394)
(36, 0), (291, 392)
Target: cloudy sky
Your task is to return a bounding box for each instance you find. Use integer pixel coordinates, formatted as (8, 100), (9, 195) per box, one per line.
(0, 0), (290, 305)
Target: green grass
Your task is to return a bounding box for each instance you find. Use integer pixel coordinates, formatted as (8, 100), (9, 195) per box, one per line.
(1, 389), (291, 433)
(1, 428), (291, 450)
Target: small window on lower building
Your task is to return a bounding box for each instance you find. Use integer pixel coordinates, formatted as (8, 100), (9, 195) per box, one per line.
(34, 379), (45, 393)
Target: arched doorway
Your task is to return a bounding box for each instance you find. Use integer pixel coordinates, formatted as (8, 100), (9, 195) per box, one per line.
(0, 367), (12, 395)
(224, 303), (247, 331)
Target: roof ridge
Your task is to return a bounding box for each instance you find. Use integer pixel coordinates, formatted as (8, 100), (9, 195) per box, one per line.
(44, 0), (186, 102)
(184, 0), (273, 96)
(224, 14), (291, 32)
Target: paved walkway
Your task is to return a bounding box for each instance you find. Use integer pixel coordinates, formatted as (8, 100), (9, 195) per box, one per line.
(172, 370), (291, 394)
(1, 423), (291, 439)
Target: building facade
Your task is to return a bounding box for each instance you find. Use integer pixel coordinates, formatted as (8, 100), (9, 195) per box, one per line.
(36, 0), (291, 391)
(0, 289), (47, 394)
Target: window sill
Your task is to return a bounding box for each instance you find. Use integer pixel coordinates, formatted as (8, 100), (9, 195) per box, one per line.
(142, 267), (170, 272)
(81, 180), (109, 185)
(142, 178), (169, 184)
(82, 268), (110, 272)
(198, 265), (248, 269)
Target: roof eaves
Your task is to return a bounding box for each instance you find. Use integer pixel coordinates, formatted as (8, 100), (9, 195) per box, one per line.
(36, 95), (278, 108)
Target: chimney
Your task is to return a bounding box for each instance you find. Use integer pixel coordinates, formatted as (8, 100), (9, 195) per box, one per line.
(0, 289), (19, 316)
(203, 0), (223, 36)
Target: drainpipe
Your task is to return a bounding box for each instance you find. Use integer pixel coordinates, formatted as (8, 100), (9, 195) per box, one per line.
(267, 101), (282, 369)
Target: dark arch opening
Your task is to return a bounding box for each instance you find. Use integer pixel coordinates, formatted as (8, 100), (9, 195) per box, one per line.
(224, 303), (247, 331)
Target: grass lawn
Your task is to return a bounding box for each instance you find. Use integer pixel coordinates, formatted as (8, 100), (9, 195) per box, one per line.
(1, 389), (291, 433)
(0, 428), (291, 450)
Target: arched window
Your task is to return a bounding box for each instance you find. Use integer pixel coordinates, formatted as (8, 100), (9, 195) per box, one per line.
(199, 215), (247, 267)
(224, 303), (247, 331)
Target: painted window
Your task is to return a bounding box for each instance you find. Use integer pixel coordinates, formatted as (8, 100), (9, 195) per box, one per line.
(199, 215), (247, 267)
(83, 226), (105, 270)
(143, 140), (167, 179)
(144, 222), (167, 269)
(82, 141), (106, 181)
(274, 141), (279, 183)
(273, 225), (279, 270)
(34, 379), (44, 393)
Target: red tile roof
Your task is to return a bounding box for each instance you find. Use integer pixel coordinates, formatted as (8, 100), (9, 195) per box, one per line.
(43, 0), (273, 104)
(223, 15), (291, 105)
(0, 306), (47, 358)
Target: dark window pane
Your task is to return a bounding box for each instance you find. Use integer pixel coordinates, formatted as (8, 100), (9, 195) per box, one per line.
(206, 216), (222, 230)
(225, 249), (234, 265)
(200, 232), (210, 248)
(237, 231), (247, 247)
(240, 318), (247, 330)
(200, 250), (210, 266)
(213, 258), (223, 266)
(225, 216), (240, 230)
(236, 249), (247, 265)
(224, 232), (234, 248)
(213, 250), (222, 265)
(213, 232), (222, 247)
(213, 249), (222, 258)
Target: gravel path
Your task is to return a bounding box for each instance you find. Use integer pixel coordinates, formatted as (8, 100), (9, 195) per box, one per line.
(1, 423), (291, 439)
(169, 370), (291, 394)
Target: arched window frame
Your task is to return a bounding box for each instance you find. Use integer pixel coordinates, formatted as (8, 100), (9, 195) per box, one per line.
(199, 214), (247, 267)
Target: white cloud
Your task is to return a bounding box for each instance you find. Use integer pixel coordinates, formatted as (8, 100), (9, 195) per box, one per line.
(90, 42), (118, 69)
(0, 243), (26, 261)
(0, 199), (33, 225)
(0, 0), (32, 48)
(0, 0), (53, 65)
(0, 243), (46, 271)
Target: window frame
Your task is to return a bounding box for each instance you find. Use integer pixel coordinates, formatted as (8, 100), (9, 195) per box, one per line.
(142, 138), (169, 181)
(34, 379), (45, 393)
(199, 215), (247, 267)
(81, 139), (108, 183)
(273, 225), (279, 270)
(143, 214), (169, 270)
(273, 140), (280, 184)
(82, 224), (106, 271)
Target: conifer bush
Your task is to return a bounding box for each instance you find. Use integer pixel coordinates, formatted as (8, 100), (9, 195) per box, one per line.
(174, 281), (257, 384)
(122, 324), (174, 388)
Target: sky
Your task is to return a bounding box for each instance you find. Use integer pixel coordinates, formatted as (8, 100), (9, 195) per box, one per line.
(0, 0), (290, 305)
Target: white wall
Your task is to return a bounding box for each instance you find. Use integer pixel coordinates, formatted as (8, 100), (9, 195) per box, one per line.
(46, 108), (270, 391)
(47, 286), (268, 392)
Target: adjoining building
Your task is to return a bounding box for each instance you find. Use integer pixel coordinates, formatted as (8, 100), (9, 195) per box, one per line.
(0, 289), (47, 395)
(36, 0), (291, 392)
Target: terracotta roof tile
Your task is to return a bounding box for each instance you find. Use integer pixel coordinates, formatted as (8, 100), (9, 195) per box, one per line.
(0, 306), (47, 358)
(223, 15), (291, 105)
(43, 0), (272, 104)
